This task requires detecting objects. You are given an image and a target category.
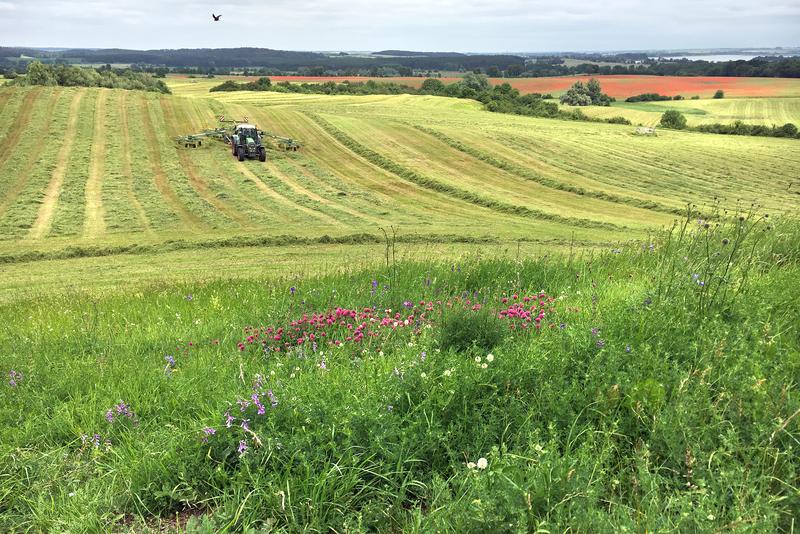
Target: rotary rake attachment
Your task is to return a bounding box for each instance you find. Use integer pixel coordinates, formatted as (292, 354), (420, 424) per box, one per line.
(175, 115), (302, 154)
(174, 128), (229, 148)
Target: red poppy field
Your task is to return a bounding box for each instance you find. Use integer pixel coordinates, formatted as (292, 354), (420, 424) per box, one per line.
(176, 74), (800, 98)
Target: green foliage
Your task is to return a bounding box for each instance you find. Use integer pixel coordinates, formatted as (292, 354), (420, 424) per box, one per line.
(14, 61), (170, 93)
(695, 120), (800, 138)
(626, 92), (673, 102)
(438, 308), (507, 353)
(659, 109), (688, 129)
(713, 89), (725, 99)
(560, 78), (614, 106)
(0, 214), (798, 531)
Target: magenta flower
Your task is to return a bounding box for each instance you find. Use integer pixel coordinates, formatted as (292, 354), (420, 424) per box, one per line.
(238, 440), (248, 455)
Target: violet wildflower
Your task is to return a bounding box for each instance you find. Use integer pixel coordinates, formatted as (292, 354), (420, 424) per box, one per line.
(596, 339), (606, 348)
(625, 345), (632, 353)
(8, 369), (22, 387)
(241, 419), (250, 431)
(185, 294), (193, 301)
(420, 351), (427, 362)
(238, 440), (248, 455)
(201, 427), (216, 443)
(559, 323), (566, 330)
(237, 399), (250, 412)
(290, 287), (296, 295)
(403, 300), (413, 309)
(267, 389), (278, 408)
(319, 359), (327, 371)
(105, 410), (115, 423)
(224, 410), (234, 428)
(591, 327), (600, 337)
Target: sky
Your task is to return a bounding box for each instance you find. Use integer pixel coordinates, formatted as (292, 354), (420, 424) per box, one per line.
(1, 0), (798, 52)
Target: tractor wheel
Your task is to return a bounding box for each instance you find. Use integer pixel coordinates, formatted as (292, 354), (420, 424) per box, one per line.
(237, 147), (245, 162)
(258, 147), (267, 162)
(231, 142), (237, 156)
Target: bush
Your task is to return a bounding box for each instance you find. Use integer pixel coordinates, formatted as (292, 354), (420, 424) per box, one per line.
(625, 93), (672, 102)
(439, 308), (506, 353)
(606, 116), (632, 125)
(713, 89), (725, 99)
(660, 109), (688, 129)
(691, 95), (700, 100)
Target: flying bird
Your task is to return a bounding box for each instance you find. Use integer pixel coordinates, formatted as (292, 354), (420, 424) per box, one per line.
(212, 14), (222, 21)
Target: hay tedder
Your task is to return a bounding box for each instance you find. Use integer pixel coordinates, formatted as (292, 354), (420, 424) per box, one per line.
(175, 116), (301, 162)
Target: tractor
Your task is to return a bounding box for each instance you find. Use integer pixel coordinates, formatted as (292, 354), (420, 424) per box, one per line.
(231, 123), (267, 162)
(175, 116), (301, 161)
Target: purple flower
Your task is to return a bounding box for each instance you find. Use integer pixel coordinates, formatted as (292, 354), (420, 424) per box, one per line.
(237, 399), (250, 412)
(224, 410), (234, 428)
(289, 287), (296, 295)
(591, 327), (600, 337)
(372, 280), (378, 289)
(625, 345), (632, 353)
(420, 351), (427, 362)
(238, 440), (248, 455)
(643, 297), (652, 307)
(185, 294), (193, 301)
(105, 410), (115, 423)
(559, 323), (566, 330)
(164, 355), (175, 367)
(241, 419), (250, 431)
(319, 359), (327, 371)
(267, 389), (278, 408)
(596, 339), (606, 348)
(403, 300), (413, 309)
(8, 369), (22, 387)
(201, 427), (216, 443)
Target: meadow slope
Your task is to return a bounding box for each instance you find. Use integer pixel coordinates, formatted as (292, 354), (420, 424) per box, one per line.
(0, 83), (799, 299)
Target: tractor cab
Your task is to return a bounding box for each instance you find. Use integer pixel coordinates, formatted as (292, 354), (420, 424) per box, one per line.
(231, 123), (267, 162)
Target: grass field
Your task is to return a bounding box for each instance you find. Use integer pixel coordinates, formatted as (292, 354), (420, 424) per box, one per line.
(563, 97), (800, 127)
(1, 74), (799, 530)
(1, 82), (799, 299)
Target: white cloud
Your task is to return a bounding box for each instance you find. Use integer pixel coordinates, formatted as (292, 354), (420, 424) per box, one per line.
(1, 0), (798, 50)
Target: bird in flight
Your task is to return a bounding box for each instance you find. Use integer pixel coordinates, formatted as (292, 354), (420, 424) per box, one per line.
(212, 14), (222, 21)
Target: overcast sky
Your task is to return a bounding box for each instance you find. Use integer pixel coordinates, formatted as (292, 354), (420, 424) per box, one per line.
(1, 0), (798, 52)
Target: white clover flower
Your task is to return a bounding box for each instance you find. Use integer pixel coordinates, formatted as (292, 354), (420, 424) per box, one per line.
(486, 354), (494, 363)
(481, 363), (488, 369)
(443, 369), (452, 377)
(290, 373), (296, 379)
(421, 372), (427, 378)
(477, 458), (488, 470)
(475, 356), (481, 363)
(467, 462), (476, 469)
(379, 351), (385, 357)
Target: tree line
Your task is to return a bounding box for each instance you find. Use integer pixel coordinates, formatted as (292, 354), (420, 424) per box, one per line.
(4, 61), (170, 93)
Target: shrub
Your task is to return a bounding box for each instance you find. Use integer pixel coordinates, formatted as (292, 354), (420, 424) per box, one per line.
(439, 308), (506, 353)
(660, 109), (688, 129)
(713, 89), (725, 99)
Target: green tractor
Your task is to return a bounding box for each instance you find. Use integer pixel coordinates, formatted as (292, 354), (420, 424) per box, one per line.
(230, 123), (267, 162)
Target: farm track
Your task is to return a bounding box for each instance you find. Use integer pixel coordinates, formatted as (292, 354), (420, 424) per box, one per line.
(119, 92), (152, 234)
(160, 97), (254, 229)
(83, 90), (108, 238)
(0, 89), (62, 224)
(28, 90), (86, 239)
(138, 96), (205, 229)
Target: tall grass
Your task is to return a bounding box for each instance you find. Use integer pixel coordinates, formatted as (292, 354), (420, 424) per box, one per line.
(1, 211), (797, 531)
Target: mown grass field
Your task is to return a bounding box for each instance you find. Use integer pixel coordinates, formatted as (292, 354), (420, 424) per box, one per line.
(563, 97), (800, 127)
(1, 80), (799, 299)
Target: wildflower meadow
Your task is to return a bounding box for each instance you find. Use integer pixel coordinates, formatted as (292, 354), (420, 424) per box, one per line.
(0, 210), (798, 531)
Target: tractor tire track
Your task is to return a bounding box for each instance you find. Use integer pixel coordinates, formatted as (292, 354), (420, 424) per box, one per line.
(160, 97), (252, 229)
(28, 90), (86, 239)
(0, 88), (42, 173)
(0, 89), (62, 230)
(119, 92), (152, 234)
(138, 96), (204, 228)
(306, 112), (625, 231)
(83, 89), (108, 238)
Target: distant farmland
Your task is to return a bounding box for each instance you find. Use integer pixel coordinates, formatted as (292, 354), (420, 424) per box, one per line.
(171, 74), (800, 98)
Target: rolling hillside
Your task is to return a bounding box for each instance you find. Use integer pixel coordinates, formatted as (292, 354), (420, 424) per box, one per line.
(0, 83), (798, 298)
